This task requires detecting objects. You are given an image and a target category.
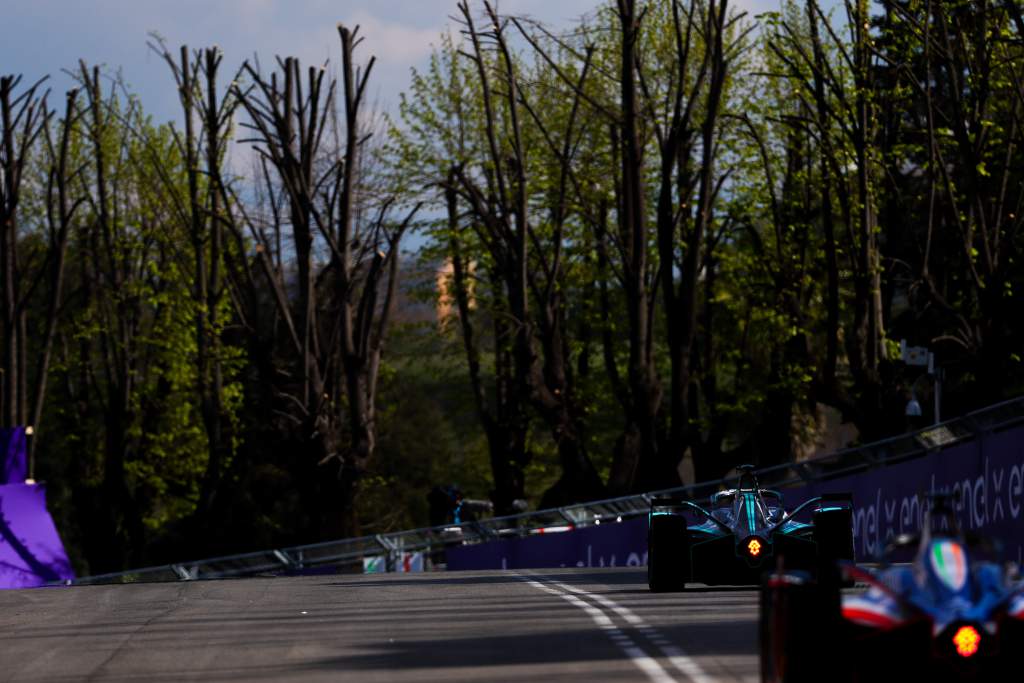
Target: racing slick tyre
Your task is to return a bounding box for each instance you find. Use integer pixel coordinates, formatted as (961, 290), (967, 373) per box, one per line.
(812, 502), (854, 587)
(987, 617), (1024, 680)
(647, 513), (690, 592)
(760, 572), (848, 683)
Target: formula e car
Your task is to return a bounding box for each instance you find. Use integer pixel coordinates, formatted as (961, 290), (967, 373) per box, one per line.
(647, 465), (854, 591)
(760, 494), (1024, 682)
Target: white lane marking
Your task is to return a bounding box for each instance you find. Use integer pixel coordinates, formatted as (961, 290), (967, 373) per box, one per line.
(521, 579), (678, 683)
(560, 592), (615, 629)
(660, 645), (715, 683)
(547, 580), (715, 683)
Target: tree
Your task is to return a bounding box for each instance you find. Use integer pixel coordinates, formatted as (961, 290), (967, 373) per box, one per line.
(147, 41), (242, 532)
(232, 25), (417, 537)
(766, 0), (894, 437)
(0, 75), (85, 479)
(874, 0), (1024, 409)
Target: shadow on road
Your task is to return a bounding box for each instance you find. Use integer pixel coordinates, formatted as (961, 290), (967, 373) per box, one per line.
(610, 585), (761, 595)
(297, 619), (755, 672)
(325, 572), (531, 588)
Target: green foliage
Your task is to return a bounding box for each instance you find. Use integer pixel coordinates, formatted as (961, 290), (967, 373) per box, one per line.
(13, 0), (1024, 571)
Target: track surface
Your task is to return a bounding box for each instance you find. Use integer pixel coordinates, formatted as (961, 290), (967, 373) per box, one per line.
(0, 568), (759, 682)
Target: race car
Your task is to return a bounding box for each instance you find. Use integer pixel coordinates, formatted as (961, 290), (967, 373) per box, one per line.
(647, 465), (854, 591)
(760, 493), (1024, 682)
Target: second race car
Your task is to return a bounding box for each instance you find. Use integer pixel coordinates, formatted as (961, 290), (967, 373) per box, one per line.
(759, 492), (1024, 682)
(647, 465), (854, 591)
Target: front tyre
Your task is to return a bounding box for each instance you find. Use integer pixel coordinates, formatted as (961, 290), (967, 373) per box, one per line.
(647, 513), (690, 592)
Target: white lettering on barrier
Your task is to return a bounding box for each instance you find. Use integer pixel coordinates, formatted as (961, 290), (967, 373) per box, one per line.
(899, 494), (921, 535)
(884, 499), (897, 543)
(1011, 465), (1022, 519)
(974, 474), (985, 529)
(993, 468), (1005, 522)
(847, 453), (1023, 562)
(561, 546), (651, 569)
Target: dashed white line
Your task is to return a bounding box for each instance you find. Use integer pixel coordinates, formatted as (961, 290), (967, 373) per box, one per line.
(521, 579), (678, 683)
(541, 578), (715, 683)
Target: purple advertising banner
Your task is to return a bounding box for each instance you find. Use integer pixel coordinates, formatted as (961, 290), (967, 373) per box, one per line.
(447, 423), (1024, 571)
(0, 428), (27, 485)
(0, 483), (75, 588)
(447, 517), (649, 571)
(788, 427), (1024, 565)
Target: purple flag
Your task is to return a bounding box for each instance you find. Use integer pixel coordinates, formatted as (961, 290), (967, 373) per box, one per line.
(0, 483), (75, 588)
(0, 428), (27, 485)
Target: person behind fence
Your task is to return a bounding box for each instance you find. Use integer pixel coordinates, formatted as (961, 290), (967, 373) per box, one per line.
(428, 485), (462, 527)
(428, 485), (494, 527)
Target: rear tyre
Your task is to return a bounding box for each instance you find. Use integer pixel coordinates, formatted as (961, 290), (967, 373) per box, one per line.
(647, 513), (690, 592)
(990, 617), (1024, 680)
(813, 504), (854, 587)
(760, 572), (847, 683)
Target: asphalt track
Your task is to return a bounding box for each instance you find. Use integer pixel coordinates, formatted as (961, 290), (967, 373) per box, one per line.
(0, 568), (760, 682)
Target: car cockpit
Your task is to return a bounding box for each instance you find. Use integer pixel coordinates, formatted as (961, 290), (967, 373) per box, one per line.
(710, 466), (785, 527)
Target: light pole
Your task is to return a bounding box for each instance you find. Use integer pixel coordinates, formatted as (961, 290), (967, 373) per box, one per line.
(25, 425), (35, 484)
(930, 355), (942, 425)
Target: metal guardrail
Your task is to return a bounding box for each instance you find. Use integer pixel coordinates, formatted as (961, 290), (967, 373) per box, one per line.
(68, 395), (1024, 585)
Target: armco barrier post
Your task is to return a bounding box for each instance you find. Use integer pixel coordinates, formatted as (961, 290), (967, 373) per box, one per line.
(172, 564), (198, 580)
(375, 534), (398, 572)
(272, 550), (294, 569)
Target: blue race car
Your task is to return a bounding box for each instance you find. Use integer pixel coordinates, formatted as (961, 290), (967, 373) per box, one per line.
(760, 493), (1024, 682)
(648, 465), (854, 591)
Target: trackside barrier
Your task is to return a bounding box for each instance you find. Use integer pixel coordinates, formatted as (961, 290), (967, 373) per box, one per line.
(67, 396), (1024, 584)
(448, 419), (1024, 570)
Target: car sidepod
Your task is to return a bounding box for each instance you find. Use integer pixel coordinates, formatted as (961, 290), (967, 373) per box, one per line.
(770, 522), (817, 575)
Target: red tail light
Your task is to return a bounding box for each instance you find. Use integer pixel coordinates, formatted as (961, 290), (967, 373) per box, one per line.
(747, 539), (762, 557)
(952, 625), (980, 658)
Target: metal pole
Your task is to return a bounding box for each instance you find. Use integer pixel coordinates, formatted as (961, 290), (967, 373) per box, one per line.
(25, 425), (34, 482)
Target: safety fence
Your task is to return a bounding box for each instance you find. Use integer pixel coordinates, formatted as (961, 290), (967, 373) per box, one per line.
(68, 395), (1024, 585)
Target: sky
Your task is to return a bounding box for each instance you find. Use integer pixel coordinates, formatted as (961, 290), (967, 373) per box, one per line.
(1, 0), (779, 125)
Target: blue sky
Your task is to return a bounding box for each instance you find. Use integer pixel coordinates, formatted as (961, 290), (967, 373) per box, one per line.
(2, 0), (778, 123)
